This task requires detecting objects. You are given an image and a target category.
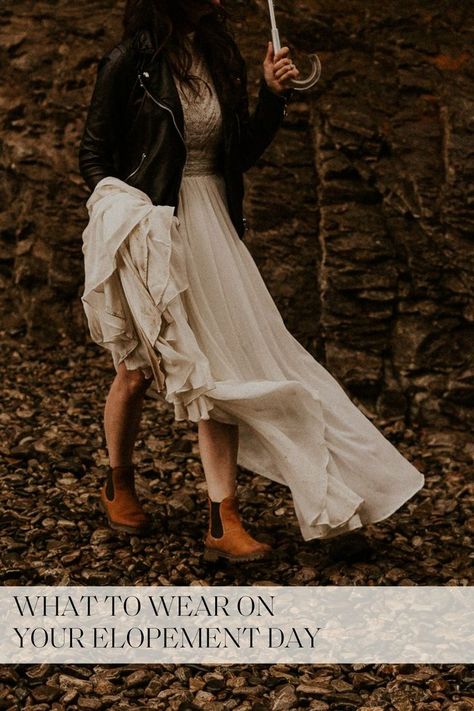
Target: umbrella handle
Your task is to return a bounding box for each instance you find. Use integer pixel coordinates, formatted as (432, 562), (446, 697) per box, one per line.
(269, 2), (321, 91)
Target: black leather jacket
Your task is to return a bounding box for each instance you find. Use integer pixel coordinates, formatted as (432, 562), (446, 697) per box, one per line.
(78, 30), (292, 239)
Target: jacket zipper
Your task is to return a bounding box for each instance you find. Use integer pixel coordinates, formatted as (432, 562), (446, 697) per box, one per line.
(125, 151), (147, 181)
(138, 72), (187, 158)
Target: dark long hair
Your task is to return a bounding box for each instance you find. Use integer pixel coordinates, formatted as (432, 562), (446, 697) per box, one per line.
(122, 0), (242, 104)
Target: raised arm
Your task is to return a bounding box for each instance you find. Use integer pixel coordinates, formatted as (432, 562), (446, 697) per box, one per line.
(235, 42), (296, 173)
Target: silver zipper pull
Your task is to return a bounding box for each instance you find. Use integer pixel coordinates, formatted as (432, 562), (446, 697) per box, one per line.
(138, 71), (149, 88)
(125, 151), (147, 181)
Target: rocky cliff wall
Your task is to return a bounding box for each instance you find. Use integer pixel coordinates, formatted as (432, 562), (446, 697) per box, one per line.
(1, 0), (472, 430)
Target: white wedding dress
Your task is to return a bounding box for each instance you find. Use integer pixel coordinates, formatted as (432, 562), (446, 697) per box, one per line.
(82, 33), (425, 541)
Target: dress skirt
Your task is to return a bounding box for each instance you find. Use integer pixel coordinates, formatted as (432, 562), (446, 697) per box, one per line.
(116, 169), (425, 541)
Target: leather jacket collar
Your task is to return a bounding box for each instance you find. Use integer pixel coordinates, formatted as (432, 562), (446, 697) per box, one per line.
(129, 28), (234, 151)
(131, 27), (156, 56)
(131, 30), (186, 139)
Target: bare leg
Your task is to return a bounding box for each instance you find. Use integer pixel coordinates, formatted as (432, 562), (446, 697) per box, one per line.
(198, 418), (239, 501)
(199, 417), (272, 561)
(104, 363), (152, 467)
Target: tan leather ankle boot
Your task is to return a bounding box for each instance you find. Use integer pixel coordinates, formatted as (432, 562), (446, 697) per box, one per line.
(203, 495), (272, 562)
(100, 465), (152, 535)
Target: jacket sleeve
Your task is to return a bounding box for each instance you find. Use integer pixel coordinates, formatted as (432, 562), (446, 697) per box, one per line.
(236, 55), (293, 173)
(78, 47), (126, 191)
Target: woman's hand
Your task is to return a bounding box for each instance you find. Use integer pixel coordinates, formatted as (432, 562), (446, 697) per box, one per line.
(263, 40), (300, 95)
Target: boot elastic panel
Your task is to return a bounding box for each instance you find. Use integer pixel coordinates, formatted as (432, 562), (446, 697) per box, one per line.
(210, 500), (224, 538)
(105, 470), (114, 501)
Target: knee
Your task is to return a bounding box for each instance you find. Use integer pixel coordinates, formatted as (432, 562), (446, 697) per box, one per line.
(115, 366), (152, 399)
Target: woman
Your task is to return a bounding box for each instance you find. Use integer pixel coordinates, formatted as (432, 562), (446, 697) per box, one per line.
(79, 0), (425, 563)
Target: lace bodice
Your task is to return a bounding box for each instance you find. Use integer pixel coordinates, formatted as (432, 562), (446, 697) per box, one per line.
(172, 33), (224, 176)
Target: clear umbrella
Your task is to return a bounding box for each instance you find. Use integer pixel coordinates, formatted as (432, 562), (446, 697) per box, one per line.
(266, 0), (321, 90)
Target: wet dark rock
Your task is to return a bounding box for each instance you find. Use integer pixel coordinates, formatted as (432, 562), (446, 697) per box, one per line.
(252, 703), (271, 711)
(61, 689), (79, 705)
(124, 669), (155, 688)
(58, 674), (93, 694)
(30, 684), (61, 703)
(76, 697), (103, 710)
(9, 444), (35, 459)
(53, 459), (86, 476)
(270, 683), (298, 710)
(204, 673), (226, 691)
